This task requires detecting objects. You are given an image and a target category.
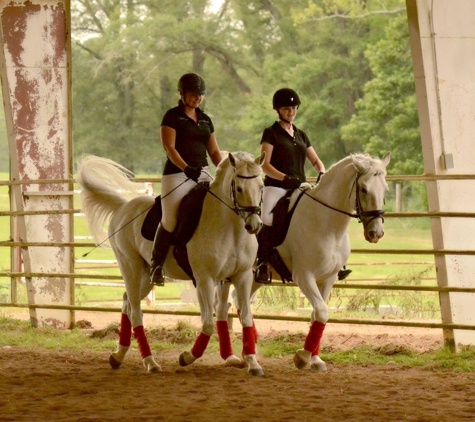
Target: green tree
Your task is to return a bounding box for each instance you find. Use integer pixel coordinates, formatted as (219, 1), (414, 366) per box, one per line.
(341, 14), (422, 175)
(70, 0), (410, 175)
(231, 0), (407, 170)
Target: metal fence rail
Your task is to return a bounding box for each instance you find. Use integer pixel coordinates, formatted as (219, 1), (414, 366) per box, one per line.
(1, 173), (474, 332)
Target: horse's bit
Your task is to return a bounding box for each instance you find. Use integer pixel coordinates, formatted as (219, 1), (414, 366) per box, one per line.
(301, 172), (385, 227)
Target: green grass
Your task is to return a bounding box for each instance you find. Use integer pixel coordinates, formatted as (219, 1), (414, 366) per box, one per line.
(2, 315), (475, 373)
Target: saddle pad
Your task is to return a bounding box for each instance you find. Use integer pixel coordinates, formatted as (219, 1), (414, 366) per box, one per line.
(271, 190), (305, 247)
(141, 196), (162, 241)
(174, 183), (208, 247)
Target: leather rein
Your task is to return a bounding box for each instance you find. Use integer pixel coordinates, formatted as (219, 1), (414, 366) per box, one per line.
(300, 172), (385, 227)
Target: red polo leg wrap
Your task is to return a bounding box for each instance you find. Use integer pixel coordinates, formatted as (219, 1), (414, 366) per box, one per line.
(311, 343), (321, 356)
(304, 321), (326, 354)
(253, 319), (259, 343)
(133, 326), (152, 359)
(191, 332), (211, 359)
(118, 313), (132, 347)
(242, 326), (256, 356)
(216, 321), (234, 360)
(236, 309), (259, 343)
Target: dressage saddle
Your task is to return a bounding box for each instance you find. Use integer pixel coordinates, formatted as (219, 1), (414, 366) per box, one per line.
(141, 183), (209, 286)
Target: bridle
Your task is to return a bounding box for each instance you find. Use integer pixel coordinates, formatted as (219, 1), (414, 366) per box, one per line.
(301, 172), (385, 227)
(200, 170), (262, 221)
(231, 173), (262, 219)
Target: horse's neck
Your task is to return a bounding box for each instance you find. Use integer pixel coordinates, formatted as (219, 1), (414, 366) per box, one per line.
(312, 160), (356, 214)
(202, 183), (236, 228)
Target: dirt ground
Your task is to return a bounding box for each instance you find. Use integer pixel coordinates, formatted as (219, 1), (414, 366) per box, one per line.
(1, 311), (475, 421)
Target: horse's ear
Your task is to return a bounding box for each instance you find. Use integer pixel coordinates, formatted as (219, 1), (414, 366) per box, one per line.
(382, 152), (391, 167)
(229, 152), (236, 167)
(255, 151), (266, 166)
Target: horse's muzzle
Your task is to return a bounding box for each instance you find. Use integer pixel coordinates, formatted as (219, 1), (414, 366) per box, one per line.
(244, 214), (262, 235)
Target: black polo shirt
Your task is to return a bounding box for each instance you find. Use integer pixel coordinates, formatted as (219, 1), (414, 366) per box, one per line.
(161, 105), (214, 175)
(260, 121), (311, 188)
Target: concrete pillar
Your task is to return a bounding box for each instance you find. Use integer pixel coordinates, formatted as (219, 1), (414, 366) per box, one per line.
(407, 0), (475, 349)
(0, 0), (74, 328)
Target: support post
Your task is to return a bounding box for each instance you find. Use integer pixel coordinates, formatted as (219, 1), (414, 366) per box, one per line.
(0, 0), (74, 328)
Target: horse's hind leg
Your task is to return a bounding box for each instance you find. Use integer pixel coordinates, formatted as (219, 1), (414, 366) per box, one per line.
(115, 251), (161, 373)
(109, 293), (133, 369)
(215, 281), (241, 366)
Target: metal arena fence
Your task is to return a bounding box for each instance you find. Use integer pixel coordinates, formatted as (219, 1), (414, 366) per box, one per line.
(1, 174), (475, 332)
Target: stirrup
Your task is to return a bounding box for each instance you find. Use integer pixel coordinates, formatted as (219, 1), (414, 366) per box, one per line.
(150, 266), (165, 286)
(338, 267), (352, 281)
(254, 263), (271, 284)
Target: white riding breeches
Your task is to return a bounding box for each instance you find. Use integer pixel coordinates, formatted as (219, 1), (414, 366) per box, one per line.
(160, 167), (212, 233)
(261, 186), (287, 226)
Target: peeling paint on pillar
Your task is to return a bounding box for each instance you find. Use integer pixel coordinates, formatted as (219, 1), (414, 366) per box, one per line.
(0, 0), (73, 328)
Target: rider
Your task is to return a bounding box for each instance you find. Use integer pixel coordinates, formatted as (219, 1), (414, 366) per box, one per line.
(254, 88), (352, 283)
(150, 73), (223, 286)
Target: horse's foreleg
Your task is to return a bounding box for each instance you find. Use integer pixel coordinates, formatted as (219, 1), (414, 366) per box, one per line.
(215, 283), (241, 366)
(242, 326), (264, 376)
(293, 276), (328, 372)
(179, 280), (214, 367)
(109, 313), (132, 369)
(294, 321), (327, 372)
(234, 276), (264, 377)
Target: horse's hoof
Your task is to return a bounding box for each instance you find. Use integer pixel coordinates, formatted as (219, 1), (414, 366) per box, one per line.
(310, 356), (327, 372)
(179, 351), (197, 367)
(178, 353), (188, 367)
(224, 355), (241, 367)
(143, 355), (162, 373)
(242, 353), (264, 377)
(293, 349), (311, 370)
(248, 368), (265, 377)
(109, 354), (122, 370)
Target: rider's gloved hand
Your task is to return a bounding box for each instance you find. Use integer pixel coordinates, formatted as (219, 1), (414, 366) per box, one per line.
(184, 166), (202, 181)
(282, 175), (301, 190)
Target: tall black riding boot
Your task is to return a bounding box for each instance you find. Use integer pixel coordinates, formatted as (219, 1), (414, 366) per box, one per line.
(338, 266), (352, 280)
(150, 225), (174, 286)
(254, 225), (274, 284)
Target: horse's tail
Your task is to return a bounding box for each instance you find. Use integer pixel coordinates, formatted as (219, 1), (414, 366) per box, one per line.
(77, 155), (144, 246)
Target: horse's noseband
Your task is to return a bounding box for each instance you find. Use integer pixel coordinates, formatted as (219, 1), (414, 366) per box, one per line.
(231, 174), (262, 219)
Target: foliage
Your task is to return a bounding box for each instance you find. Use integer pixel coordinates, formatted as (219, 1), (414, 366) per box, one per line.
(66, 0), (411, 174)
(341, 13), (422, 175)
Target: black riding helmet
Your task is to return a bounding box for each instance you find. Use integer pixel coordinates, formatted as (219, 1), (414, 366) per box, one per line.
(178, 73), (207, 95)
(272, 88), (301, 109)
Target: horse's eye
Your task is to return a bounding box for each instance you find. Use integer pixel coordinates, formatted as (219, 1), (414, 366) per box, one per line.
(237, 187), (243, 193)
(361, 187), (368, 194)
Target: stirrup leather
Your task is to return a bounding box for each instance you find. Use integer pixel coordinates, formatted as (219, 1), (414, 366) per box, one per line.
(150, 266), (165, 286)
(254, 263), (271, 284)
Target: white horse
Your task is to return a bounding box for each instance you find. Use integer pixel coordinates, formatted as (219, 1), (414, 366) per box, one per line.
(77, 151), (266, 375)
(228, 153), (390, 372)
